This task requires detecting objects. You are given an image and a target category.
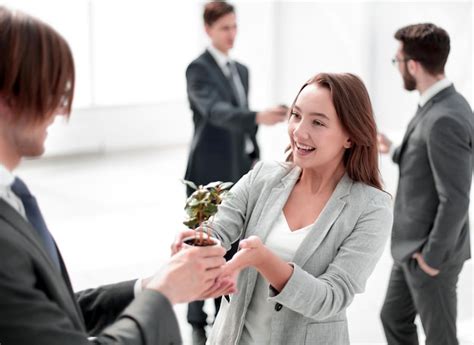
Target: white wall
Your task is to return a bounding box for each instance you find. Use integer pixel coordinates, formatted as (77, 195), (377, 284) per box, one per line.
(369, 2), (472, 138)
(263, 1), (473, 158)
(4, 1), (471, 157)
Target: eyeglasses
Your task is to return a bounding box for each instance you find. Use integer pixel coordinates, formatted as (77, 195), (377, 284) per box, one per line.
(391, 57), (411, 65)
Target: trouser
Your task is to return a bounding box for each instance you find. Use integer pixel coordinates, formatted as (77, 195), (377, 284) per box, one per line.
(380, 260), (464, 345)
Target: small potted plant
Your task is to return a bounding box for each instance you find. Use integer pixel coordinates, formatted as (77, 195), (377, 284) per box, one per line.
(182, 180), (233, 246)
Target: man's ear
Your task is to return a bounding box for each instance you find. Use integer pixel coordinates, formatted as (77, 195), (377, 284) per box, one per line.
(204, 24), (211, 37)
(406, 59), (418, 77)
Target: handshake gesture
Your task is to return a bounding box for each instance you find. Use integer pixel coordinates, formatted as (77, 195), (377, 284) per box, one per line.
(146, 230), (267, 305)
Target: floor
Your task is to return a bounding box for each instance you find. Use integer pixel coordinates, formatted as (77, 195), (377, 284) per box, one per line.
(17, 145), (473, 344)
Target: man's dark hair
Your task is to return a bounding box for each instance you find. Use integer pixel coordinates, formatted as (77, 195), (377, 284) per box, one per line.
(395, 23), (450, 75)
(203, 1), (234, 26)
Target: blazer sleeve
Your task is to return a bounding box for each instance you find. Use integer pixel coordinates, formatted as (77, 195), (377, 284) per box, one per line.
(75, 280), (135, 335)
(267, 193), (393, 321)
(186, 61), (257, 133)
(392, 145), (401, 164)
(422, 116), (472, 269)
(0, 237), (181, 345)
(209, 161), (265, 250)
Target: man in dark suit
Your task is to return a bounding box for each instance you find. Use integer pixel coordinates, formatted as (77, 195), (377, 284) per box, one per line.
(379, 23), (473, 345)
(184, 2), (287, 344)
(0, 6), (233, 345)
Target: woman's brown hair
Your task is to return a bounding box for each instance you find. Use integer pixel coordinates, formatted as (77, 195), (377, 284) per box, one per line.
(287, 73), (383, 190)
(0, 6), (75, 123)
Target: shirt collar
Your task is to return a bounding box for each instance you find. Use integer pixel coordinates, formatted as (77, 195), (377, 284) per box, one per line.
(207, 44), (232, 71)
(0, 164), (15, 187)
(419, 78), (452, 107)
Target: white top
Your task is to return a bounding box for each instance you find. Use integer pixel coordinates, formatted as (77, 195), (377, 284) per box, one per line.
(240, 212), (313, 345)
(0, 164), (26, 218)
(418, 78), (452, 107)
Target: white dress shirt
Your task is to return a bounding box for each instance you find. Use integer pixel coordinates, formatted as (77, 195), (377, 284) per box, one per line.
(0, 164), (26, 218)
(240, 212), (313, 345)
(418, 78), (452, 107)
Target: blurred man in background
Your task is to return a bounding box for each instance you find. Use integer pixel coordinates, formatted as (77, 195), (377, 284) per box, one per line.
(184, 1), (287, 344)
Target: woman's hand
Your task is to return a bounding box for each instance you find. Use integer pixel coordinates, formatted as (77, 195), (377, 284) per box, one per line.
(220, 236), (268, 279)
(220, 235), (294, 293)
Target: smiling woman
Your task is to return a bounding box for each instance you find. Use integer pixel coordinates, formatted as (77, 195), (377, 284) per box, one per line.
(286, 73), (381, 190)
(174, 72), (393, 345)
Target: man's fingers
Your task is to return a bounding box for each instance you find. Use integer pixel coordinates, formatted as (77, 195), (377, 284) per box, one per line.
(200, 256), (226, 271)
(203, 266), (224, 281)
(201, 280), (225, 298)
(201, 280), (236, 299)
(191, 245), (226, 258)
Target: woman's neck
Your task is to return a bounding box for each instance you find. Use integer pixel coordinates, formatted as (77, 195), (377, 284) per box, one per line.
(298, 163), (345, 195)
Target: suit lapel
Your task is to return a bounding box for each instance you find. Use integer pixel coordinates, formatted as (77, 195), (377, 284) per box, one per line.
(397, 104), (431, 158)
(292, 174), (352, 267)
(235, 63), (249, 95)
(0, 199), (59, 273)
(398, 85), (456, 160)
(0, 200), (85, 330)
(203, 50), (239, 105)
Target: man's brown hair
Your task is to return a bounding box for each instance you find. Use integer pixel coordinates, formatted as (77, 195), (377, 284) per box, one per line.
(0, 6), (75, 123)
(287, 73), (383, 191)
(203, 1), (234, 26)
(395, 23), (450, 75)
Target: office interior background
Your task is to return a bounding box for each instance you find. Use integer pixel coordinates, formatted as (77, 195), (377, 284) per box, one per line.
(5, 1), (473, 344)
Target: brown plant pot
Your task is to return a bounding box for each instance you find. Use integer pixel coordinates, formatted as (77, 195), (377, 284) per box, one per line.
(182, 234), (221, 247)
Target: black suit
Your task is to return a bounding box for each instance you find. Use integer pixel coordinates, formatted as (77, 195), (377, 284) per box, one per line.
(184, 50), (257, 329)
(184, 49), (259, 187)
(0, 199), (181, 345)
(381, 85), (473, 345)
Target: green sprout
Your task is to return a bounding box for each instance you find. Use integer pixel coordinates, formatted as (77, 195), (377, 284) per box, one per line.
(182, 180), (233, 245)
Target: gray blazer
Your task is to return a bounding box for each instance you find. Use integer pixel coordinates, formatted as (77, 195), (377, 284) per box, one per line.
(391, 85), (473, 268)
(0, 199), (181, 345)
(208, 161), (393, 345)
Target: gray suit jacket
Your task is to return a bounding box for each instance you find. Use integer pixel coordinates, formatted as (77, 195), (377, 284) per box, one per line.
(391, 85), (473, 269)
(208, 161), (393, 345)
(184, 50), (259, 187)
(0, 199), (181, 345)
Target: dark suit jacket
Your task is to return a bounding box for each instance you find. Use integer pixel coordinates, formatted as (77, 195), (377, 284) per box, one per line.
(184, 49), (260, 187)
(0, 200), (181, 345)
(391, 85), (473, 269)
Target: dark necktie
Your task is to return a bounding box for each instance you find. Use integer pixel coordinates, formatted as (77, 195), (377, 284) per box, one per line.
(226, 61), (247, 107)
(225, 61), (254, 154)
(11, 177), (61, 270)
